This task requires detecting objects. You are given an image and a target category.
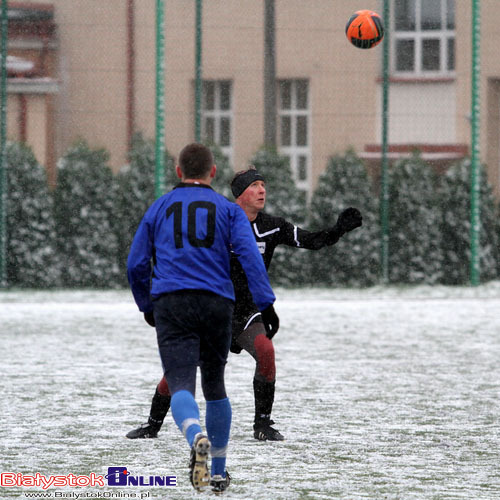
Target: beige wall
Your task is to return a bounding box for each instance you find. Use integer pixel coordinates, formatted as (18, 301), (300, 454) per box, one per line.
(11, 0), (500, 194)
(6, 90), (53, 174)
(276, 1), (381, 189)
(203, 1), (265, 170)
(27, 95), (48, 166)
(26, 0), (383, 180)
(479, 1), (500, 196)
(453, 0), (500, 197)
(6, 94), (20, 142)
(48, 0), (129, 167)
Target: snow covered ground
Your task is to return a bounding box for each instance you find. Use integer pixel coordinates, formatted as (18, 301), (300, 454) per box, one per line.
(2, 284), (500, 499)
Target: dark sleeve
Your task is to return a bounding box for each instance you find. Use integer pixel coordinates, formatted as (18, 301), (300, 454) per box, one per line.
(230, 206), (276, 311)
(277, 218), (342, 251)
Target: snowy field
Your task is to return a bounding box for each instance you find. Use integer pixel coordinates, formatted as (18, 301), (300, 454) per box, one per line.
(2, 284), (500, 500)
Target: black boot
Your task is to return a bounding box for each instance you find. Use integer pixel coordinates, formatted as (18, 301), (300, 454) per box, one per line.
(253, 379), (284, 441)
(126, 388), (171, 439)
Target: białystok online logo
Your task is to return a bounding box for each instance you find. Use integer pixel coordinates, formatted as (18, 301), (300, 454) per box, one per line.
(105, 467), (176, 487)
(0, 468), (177, 490)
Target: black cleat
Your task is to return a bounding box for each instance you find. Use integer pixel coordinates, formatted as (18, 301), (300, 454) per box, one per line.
(189, 434), (211, 491)
(210, 471), (231, 494)
(253, 419), (284, 441)
(126, 422), (160, 439)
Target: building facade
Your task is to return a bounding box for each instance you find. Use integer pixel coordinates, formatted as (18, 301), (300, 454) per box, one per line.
(4, 0), (500, 195)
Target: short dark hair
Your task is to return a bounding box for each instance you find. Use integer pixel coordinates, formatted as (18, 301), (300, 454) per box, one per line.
(178, 143), (214, 179)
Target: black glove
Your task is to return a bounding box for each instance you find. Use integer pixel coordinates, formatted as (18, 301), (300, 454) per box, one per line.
(144, 311), (156, 327)
(325, 207), (363, 245)
(261, 305), (280, 339)
(335, 207), (363, 234)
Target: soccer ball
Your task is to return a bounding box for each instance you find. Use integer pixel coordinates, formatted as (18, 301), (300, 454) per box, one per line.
(345, 10), (384, 49)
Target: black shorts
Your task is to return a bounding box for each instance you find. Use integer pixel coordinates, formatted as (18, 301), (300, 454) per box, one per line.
(154, 290), (234, 396)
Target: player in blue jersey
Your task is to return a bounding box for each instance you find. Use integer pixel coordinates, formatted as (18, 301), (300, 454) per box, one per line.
(127, 166), (363, 445)
(127, 144), (279, 493)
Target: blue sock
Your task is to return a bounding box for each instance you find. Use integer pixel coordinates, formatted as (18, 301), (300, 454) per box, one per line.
(206, 398), (232, 477)
(170, 390), (202, 447)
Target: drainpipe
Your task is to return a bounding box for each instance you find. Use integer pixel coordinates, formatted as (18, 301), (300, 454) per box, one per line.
(126, 0), (135, 148)
(19, 94), (27, 142)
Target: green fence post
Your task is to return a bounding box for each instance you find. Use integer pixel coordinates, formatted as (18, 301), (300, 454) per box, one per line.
(155, 0), (166, 199)
(0, 0), (8, 288)
(470, 0), (481, 286)
(380, 0), (390, 284)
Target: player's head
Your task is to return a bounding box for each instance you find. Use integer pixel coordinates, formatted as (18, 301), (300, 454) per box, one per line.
(230, 166), (265, 199)
(178, 143), (215, 179)
(231, 166), (266, 215)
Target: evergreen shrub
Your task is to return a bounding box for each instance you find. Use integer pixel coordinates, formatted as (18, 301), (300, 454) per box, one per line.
(387, 152), (443, 284)
(438, 158), (498, 284)
(308, 150), (379, 287)
(54, 140), (120, 287)
(6, 142), (60, 287)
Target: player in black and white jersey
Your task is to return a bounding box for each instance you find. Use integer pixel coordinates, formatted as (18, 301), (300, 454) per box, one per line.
(127, 166), (362, 442)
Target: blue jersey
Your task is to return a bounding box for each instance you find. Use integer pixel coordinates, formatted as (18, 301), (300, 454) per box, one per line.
(127, 183), (275, 313)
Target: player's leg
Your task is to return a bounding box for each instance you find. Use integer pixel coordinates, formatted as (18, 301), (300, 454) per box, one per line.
(199, 293), (234, 493)
(154, 292), (209, 491)
(156, 293), (202, 446)
(126, 377), (171, 439)
(202, 368), (232, 493)
(235, 320), (284, 441)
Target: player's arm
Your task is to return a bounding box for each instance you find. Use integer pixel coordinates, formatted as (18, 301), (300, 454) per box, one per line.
(280, 207), (363, 250)
(127, 214), (155, 314)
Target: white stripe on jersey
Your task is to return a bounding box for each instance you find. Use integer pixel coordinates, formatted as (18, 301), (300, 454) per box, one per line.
(294, 226), (300, 247)
(253, 223), (280, 238)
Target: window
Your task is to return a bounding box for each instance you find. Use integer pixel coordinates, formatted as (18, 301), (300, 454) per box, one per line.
(393, 0), (455, 77)
(278, 79), (310, 190)
(201, 80), (232, 162)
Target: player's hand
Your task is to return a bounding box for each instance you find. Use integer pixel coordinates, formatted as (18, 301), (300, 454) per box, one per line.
(261, 305), (280, 339)
(336, 207), (362, 234)
(144, 311), (156, 327)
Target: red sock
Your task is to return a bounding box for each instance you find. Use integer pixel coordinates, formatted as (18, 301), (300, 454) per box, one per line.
(157, 377), (171, 396)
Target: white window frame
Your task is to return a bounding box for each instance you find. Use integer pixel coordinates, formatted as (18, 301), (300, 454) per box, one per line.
(277, 79), (311, 191)
(201, 80), (233, 164)
(392, 0), (455, 78)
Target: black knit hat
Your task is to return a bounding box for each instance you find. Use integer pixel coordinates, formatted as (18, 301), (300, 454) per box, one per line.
(230, 167), (265, 199)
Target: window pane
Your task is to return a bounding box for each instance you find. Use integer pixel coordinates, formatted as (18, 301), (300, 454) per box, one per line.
(296, 116), (308, 146)
(422, 39), (440, 70)
(395, 0), (415, 31)
(220, 117), (231, 146)
(296, 80), (308, 109)
(280, 116), (291, 146)
(446, 0), (455, 29)
(421, 0), (441, 30)
(204, 117), (215, 142)
(204, 81), (215, 110)
(298, 156), (308, 181)
(395, 39), (415, 71)
(447, 37), (455, 71)
(220, 81), (231, 111)
(280, 81), (292, 109)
